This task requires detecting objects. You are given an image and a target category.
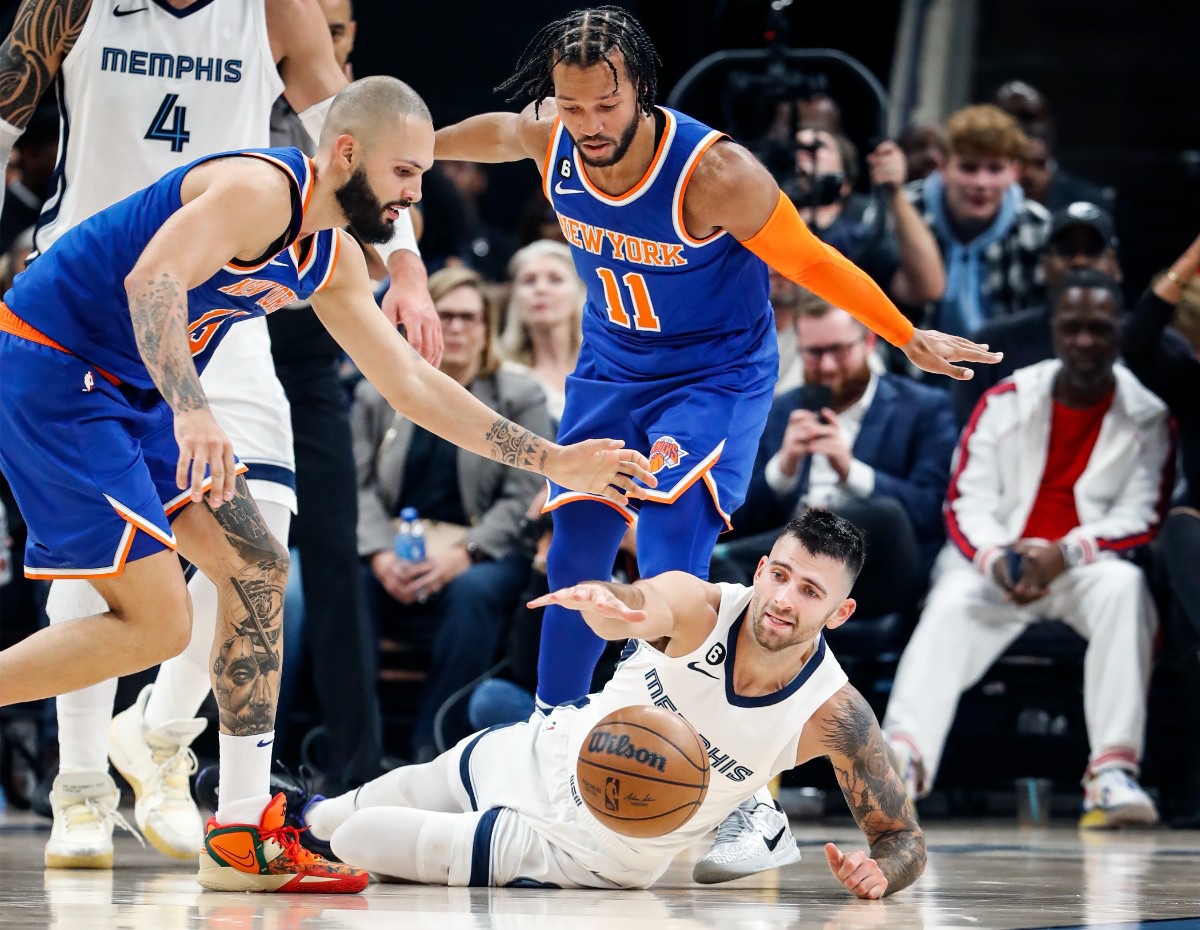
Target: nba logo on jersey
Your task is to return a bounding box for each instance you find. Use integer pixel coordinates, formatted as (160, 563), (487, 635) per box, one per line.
(648, 436), (688, 474)
(81, 371), (94, 393)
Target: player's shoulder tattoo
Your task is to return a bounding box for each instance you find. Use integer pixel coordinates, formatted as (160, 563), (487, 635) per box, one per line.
(0, 0), (91, 127)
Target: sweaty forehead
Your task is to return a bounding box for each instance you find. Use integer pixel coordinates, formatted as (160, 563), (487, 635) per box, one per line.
(1055, 286), (1119, 316)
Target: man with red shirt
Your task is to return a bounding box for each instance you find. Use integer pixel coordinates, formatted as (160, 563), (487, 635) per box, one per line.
(882, 269), (1173, 827)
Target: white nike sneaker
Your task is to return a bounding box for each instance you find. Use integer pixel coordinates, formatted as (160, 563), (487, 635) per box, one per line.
(1080, 768), (1159, 829)
(44, 771), (139, 869)
(692, 798), (801, 884)
(109, 685), (207, 860)
(885, 734), (925, 802)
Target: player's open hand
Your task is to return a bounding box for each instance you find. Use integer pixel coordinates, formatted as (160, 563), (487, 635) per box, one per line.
(528, 584), (649, 623)
(901, 329), (1002, 381)
(382, 260), (444, 367)
(824, 842), (889, 899)
(546, 439), (656, 505)
(174, 408), (237, 506)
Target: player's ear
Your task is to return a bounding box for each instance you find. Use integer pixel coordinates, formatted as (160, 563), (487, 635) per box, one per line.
(825, 598), (855, 631)
(332, 133), (357, 170)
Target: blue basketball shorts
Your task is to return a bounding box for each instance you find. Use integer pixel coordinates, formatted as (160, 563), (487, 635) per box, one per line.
(0, 332), (242, 579)
(545, 344), (777, 529)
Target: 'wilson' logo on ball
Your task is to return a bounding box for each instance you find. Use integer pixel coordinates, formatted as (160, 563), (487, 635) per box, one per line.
(587, 731), (667, 773)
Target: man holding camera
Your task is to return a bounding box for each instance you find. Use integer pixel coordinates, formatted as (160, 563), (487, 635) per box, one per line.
(883, 269), (1172, 827)
(718, 297), (957, 620)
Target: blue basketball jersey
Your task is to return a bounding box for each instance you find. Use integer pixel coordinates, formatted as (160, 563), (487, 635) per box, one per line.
(542, 108), (776, 382)
(4, 146), (339, 390)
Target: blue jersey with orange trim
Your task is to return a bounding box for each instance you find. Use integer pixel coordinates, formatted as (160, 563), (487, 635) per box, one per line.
(543, 107), (776, 382)
(3, 146), (339, 391)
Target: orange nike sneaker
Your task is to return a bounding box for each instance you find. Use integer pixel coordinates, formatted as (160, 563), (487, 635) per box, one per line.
(197, 793), (367, 893)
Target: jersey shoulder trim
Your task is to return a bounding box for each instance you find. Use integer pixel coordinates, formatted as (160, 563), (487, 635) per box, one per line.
(573, 107), (676, 208)
(671, 129), (730, 248)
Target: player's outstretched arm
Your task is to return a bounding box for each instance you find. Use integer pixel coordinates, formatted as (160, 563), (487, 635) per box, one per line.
(688, 141), (1001, 382)
(804, 685), (925, 899)
(434, 100), (554, 165)
(527, 571), (716, 645)
(311, 233), (655, 504)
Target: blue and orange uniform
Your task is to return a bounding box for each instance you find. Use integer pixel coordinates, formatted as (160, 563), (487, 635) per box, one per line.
(0, 146), (339, 579)
(535, 108), (780, 704)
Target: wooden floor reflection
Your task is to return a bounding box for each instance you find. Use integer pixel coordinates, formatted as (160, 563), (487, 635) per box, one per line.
(2, 808), (1198, 929)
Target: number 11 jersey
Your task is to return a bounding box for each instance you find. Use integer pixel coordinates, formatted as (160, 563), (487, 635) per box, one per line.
(33, 0), (282, 257)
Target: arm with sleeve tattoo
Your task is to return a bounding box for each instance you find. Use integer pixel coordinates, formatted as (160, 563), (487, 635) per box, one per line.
(127, 271), (208, 414)
(0, 0), (90, 128)
(821, 686), (926, 897)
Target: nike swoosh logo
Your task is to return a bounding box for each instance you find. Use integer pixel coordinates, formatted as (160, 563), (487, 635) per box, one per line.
(268, 259), (288, 267)
(212, 844), (257, 869)
(686, 661), (719, 680)
(764, 825), (788, 852)
(113, 5), (147, 15)
(554, 181), (585, 195)
(257, 738), (274, 748)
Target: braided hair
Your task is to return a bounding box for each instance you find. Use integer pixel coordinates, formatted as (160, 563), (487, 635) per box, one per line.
(496, 6), (661, 117)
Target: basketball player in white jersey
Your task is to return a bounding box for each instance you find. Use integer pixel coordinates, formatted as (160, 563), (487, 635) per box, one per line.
(296, 511), (926, 897)
(0, 0), (438, 870)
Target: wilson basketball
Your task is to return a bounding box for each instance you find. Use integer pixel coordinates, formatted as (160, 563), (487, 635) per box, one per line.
(576, 705), (710, 838)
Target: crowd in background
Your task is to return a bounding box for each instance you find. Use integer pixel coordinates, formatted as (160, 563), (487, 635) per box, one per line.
(1, 1), (1199, 830)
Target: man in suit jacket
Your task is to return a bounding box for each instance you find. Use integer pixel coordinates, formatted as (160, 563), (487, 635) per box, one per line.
(721, 300), (958, 618)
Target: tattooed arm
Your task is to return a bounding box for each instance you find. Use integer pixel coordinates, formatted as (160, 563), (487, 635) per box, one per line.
(124, 157), (296, 504)
(802, 684), (926, 899)
(0, 0), (91, 217)
(311, 232), (656, 505)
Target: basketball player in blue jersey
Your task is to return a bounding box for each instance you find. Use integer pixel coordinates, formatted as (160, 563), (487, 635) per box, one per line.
(0, 76), (654, 892)
(434, 7), (998, 881)
(290, 511), (925, 897)
(0, 0), (437, 870)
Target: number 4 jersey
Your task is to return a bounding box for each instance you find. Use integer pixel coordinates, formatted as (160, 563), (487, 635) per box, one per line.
(32, 0), (282, 257)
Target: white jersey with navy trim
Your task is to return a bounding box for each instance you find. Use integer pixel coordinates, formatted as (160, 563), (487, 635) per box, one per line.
(34, 0), (293, 503)
(456, 582), (849, 885)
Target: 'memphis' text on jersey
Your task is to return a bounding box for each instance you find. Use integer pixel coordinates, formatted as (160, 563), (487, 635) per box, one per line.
(643, 669), (754, 782)
(101, 47), (242, 83)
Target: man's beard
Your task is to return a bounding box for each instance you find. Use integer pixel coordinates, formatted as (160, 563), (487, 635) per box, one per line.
(575, 109), (641, 168)
(335, 166), (406, 244)
(829, 362), (872, 409)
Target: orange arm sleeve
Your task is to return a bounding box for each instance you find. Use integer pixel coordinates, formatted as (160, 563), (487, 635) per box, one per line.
(741, 191), (915, 347)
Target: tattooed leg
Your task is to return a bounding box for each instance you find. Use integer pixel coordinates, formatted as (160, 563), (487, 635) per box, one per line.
(203, 478), (289, 736)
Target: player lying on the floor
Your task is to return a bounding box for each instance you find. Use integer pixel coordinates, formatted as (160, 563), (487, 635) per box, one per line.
(295, 510), (925, 896)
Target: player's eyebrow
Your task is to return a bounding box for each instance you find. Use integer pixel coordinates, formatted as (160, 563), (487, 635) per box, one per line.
(556, 90), (621, 102)
(768, 559), (826, 597)
(395, 157), (431, 173)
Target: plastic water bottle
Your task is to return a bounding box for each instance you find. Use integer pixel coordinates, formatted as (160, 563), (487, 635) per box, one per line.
(394, 507), (426, 563)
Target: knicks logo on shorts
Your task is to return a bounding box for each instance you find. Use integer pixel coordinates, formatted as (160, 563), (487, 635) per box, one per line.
(648, 436), (688, 474)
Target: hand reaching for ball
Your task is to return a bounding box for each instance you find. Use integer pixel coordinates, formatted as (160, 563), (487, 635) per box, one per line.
(528, 583), (649, 623)
(824, 842), (888, 899)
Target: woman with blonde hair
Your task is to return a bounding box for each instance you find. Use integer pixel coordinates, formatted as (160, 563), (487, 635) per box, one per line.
(501, 240), (585, 427)
(353, 266), (552, 760)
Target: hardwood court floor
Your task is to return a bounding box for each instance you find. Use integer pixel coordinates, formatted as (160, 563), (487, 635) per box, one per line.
(2, 807), (1199, 929)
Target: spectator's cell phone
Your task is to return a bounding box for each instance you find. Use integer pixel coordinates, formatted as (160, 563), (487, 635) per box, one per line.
(798, 383), (833, 420)
(1004, 547), (1025, 586)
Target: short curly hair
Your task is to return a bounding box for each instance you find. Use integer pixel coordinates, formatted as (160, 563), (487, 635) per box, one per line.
(944, 104), (1028, 161)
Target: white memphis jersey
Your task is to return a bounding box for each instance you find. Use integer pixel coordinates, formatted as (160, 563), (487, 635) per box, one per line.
(526, 583), (848, 878)
(34, 0), (283, 255)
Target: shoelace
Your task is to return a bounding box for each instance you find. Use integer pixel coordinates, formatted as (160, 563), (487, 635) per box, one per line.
(261, 821), (322, 867)
(65, 797), (146, 848)
(711, 803), (759, 846)
(149, 744), (199, 810)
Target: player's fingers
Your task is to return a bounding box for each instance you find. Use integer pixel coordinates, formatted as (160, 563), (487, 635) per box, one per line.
(614, 450), (656, 488)
(189, 447), (210, 503)
(823, 843), (844, 870)
(844, 859), (879, 889)
(176, 448), (192, 493)
(837, 850), (867, 882)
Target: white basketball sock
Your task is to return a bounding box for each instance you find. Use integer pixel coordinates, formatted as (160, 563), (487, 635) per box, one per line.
(214, 731), (274, 824)
(47, 581), (118, 772)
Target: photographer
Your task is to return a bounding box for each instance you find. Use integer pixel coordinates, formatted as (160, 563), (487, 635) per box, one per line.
(791, 129), (945, 307)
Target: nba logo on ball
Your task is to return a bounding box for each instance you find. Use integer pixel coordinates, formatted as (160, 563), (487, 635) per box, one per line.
(577, 705), (710, 838)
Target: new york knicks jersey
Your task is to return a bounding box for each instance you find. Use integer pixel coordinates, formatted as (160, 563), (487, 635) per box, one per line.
(497, 582), (848, 878)
(33, 0), (282, 257)
(5, 147), (338, 390)
(542, 108), (776, 382)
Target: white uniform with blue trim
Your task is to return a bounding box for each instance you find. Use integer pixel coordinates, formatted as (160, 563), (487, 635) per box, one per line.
(450, 583), (848, 888)
(32, 0), (294, 509)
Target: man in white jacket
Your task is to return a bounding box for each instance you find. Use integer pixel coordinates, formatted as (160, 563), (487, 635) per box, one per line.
(883, 268), (1173, 827)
